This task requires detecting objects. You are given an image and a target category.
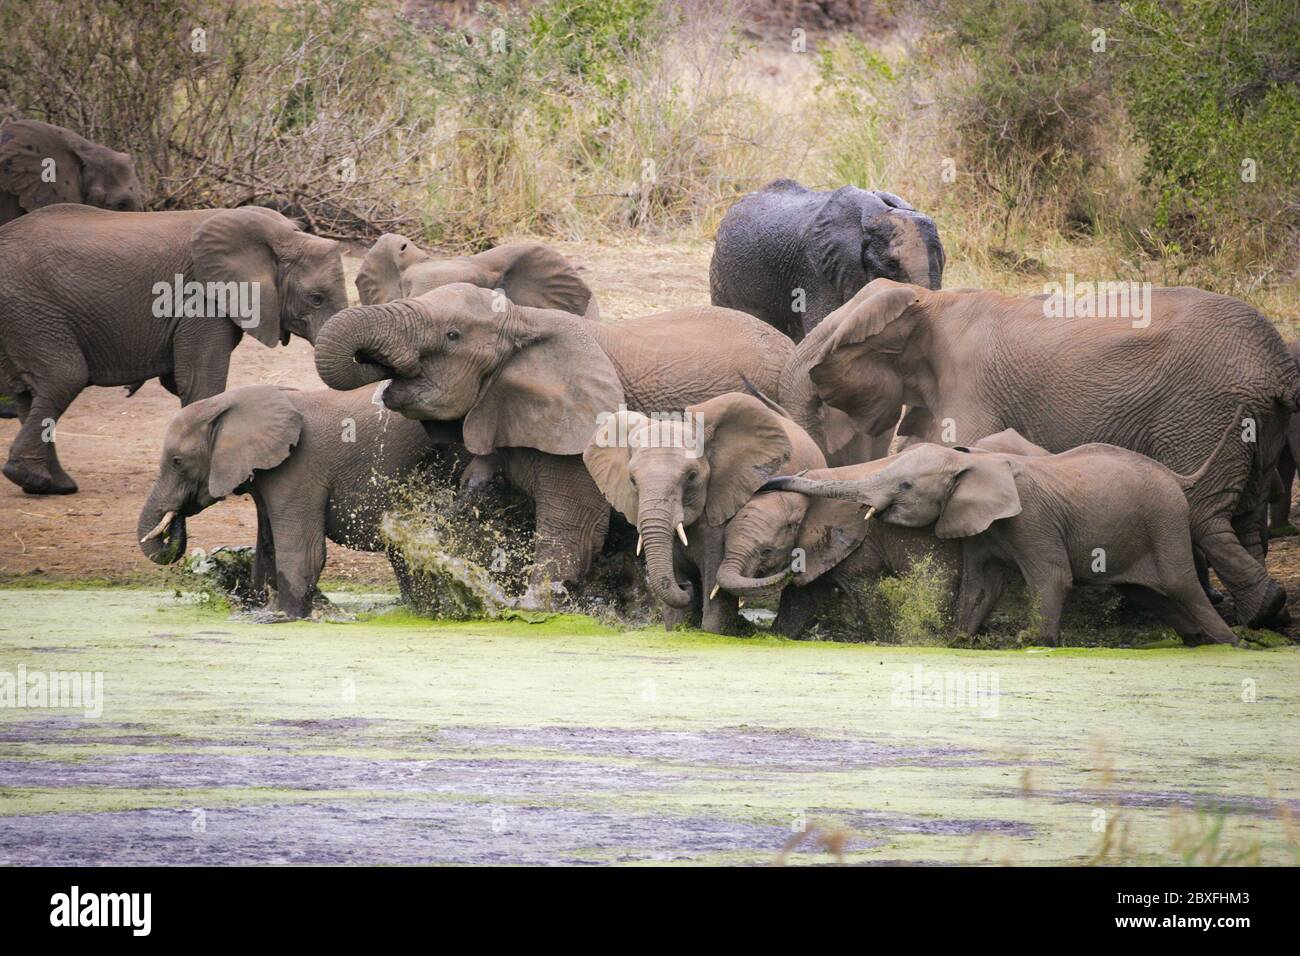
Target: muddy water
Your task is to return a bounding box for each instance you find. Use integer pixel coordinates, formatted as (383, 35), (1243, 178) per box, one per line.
(0, 589), (1297, 865)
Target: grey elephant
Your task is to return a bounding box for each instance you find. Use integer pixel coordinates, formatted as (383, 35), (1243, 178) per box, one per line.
(138, 384), (456, 618)
(713, 431), (1042, 638)
(582, 392), (826, 633)
(314, 284), (795, 608)
(0, 120), (143, 225)
(710, 179), (944, 342)
(0, 204), (347, 495)
(357, 233), (599, 320)
(791, 278), (1298, 628)
(1269, 340), (1300, 530)
(766, 413), (1245, 646)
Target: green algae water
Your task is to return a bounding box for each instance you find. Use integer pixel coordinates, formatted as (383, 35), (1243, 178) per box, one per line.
(0, 587), (1297, 865)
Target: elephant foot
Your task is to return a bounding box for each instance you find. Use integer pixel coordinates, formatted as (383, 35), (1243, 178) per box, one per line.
(517, 581), (566, 612)
(3, 458), (77, 495)
(1237, 579), (1288, 629)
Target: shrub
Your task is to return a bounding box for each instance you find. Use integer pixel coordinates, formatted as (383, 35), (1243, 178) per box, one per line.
(1115, 0), (1300, 262)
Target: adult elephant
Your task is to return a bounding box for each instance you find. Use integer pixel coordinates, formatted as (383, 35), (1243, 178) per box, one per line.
(0, 204), (347, 495)
(314, 284), (794, 609)
(796, 278), (1299, 628)
(710, 179), (944, 342)
(357, 233), (599, 319)
(0, 120), (143, 225)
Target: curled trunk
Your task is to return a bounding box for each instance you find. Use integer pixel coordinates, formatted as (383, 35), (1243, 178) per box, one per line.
(313, 302), (427, 391)
(715, 553), (790, 599)
(137, 485), (188, 565)
(640, 514), (693, 609)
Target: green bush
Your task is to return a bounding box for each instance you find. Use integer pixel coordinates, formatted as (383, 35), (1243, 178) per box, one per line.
(1115, 0), (1300, 257)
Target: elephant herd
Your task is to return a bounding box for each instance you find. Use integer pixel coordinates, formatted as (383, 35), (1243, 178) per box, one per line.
(2, 120), (1298, 645)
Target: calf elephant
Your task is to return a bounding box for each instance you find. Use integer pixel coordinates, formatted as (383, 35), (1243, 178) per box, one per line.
(583, 392), (826, 633)
(792, 278), (1298, 628)
(357, 233), (599, 319)
(138, 385), (455, 618)
(0, 204), (347, 495)
(314, 284), (795, 607)
(710, 179), (943, 342)
(0, 120), (143, 225)
(766, 419), (1244, 646)
(714, 432), (1042, 638)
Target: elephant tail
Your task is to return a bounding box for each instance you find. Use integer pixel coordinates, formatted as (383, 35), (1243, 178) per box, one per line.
(739, 373), (791, 420)
(1174, 402), (1245, 492)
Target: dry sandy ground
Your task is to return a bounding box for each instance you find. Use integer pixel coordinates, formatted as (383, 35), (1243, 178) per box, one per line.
(0, 239), (711, 585)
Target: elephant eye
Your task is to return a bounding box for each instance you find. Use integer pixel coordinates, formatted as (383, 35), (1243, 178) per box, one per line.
(628, 476), (637, 488)
(686, 469), (698, 482)
(899, 480), (913, 491)
(447, 329), (461, 342)
(172, 456), (184, 468)
(308, 291), (325, 307)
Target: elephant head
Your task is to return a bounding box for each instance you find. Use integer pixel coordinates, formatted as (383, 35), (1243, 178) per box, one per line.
(582, 394), (795, 609)
(0, 120), (143, 215)
(764, 443), (1022, 539)
(314, 283), (623, 456)
(190, 207), (348, 347)
(356, 234), (598, 320)
(811, 186), (944, 300)
(138, 386), (303, 564)
(715, 459), (885, 598)
(780, 280), (922, 452)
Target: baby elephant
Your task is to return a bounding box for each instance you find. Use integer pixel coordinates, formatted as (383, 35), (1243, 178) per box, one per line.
(583, 392), (826, 634)
(765, 423), (1244, 647)
(138, 385), (452, 617)
(715, 429), (1041, 638)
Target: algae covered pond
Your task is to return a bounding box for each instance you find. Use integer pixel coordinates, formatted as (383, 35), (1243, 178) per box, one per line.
(0, 588), (1297, 865)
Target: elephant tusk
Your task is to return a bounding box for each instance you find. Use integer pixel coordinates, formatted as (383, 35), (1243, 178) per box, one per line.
(738, 598), (745, 608)
(141, 511), (176, 543)
(709, 583), (720, 600)
(636, 534), (643, 556)
(863, 506), (876, 522)
(676, 523), (689, 547)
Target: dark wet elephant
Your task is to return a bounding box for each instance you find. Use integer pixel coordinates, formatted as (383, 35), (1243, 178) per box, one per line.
(710, 179), (944, 342)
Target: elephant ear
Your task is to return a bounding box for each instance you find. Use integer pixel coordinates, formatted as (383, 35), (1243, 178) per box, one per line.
(935, 456), (1022, 539)
(357, 233), (430, 305)
(464, 305), (625, 457)
(869, 189), (916, 211)
(472, 242), (597, 319)
(828, 281), (921, 352)
(582, 409), (651, 522)
(809, 186), (870, 303)
(191, 207), (300, 347)
(0, 121), (83, 211)
(967, 428), (1051, 457)
(792, 495), (873, 585)
(206, 387), (303, 498)
(696, 393), (793, 526)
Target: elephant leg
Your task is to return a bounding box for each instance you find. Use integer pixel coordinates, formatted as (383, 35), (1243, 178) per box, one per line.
(387, 546), (416, 606)
(1193, 549), (1224, 605)
(520, 456), (610, 610)
(774, 578), (836, 639)
(1271, 449), (1296, 530)
(696, 522), (741, 635)
(1195, 514), (1285, 628)
(2, 351), (85, 495)
(954, 553), (1010, 637)
(1018, 561), (1071, 646)
(266, 510), (328, 619)
(250, 495), (276, 601)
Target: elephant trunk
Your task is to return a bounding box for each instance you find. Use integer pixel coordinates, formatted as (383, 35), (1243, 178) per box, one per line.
(639, 506), (694, 610)
(779, 358), (828, 452)
(137, 483), (188, 565)
(761, 475), (867, 502)
(716, 553), (789, 599)
(314, 302), (427, 391)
